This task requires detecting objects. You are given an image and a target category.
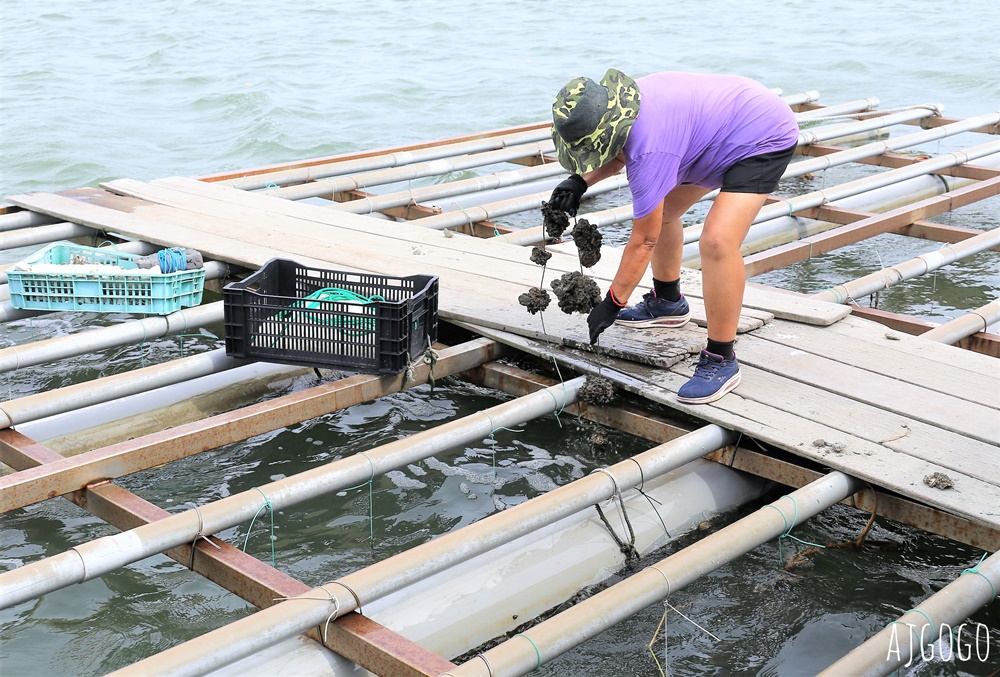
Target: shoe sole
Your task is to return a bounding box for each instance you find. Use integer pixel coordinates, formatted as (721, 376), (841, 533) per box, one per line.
(676, 370), (741, 405)
(615, 313), (691, 329)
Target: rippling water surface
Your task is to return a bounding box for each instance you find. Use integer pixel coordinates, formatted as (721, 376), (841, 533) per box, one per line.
(1, 1), (999, 675)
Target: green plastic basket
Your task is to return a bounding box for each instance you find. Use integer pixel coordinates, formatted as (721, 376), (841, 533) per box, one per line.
(7, 241), (205, 315)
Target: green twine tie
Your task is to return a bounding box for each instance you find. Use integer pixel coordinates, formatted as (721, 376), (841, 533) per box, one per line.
(763, 495), (826, 563)
(242, 487), (276, 567)
(961, 552), (996, 601)
(341, 452), (376, 542)
(513, 633), (542, 670)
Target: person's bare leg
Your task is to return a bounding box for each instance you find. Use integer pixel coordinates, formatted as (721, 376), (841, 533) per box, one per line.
(699, 191), (769, 342)
(650, 185), (712, 282)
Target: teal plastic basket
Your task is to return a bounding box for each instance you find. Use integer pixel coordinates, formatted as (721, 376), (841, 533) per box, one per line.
(7, 241), (205, 315)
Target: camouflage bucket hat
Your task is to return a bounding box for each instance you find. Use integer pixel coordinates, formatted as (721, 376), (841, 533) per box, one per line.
(551, 68), (641, 175)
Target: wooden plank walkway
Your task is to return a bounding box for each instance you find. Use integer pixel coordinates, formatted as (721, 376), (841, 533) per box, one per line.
(6, 180), (998, 534)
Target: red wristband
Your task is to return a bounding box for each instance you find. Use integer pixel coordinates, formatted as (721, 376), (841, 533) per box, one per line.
(608, 287), (627, 307)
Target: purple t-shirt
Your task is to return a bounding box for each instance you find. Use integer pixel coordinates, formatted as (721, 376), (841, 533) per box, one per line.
(624, 72), (800, 219)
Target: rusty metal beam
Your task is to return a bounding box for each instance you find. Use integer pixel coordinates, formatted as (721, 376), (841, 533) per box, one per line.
(743, 174), (1000, 277)
(196, 121), (552, 183)
(465, 359), (1000, 551)
(794, 106), (1000, 137)
(465, 361), (692, 443)
(703, 446), (1000, 552)
(798, 143), (1000, 180)
(332, 189), (513, 238)
(2, 429), (454, 676)
(0, 338), (504, 512)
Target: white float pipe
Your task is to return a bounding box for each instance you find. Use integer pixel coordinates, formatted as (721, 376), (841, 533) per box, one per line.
(817, 551), (1000, 676)
(16, 359), (308, 446)
(447, 471), (862, 677)
(211, 459), (766, 676)
(920, 299), (1000, 344)
(0, 348), (244, 429)
(416, 173), (632, 231)
(220, 125), (555, 190)
(0, 302), (224, 373)
(795, 97), (880, 120)
(106, 425), (738, 677)
(330, 161), (567, 215)
(219, 94), (817, 193)
(0, 378), (585, 610)
(0, 210), (59, 231)
(0, 222), (95, 249)
(334, 92), (825, 216)
(812, 228), (1000, 305)
(273, 140), (556, 201)
(782, 90), (822, 106)
(370, 460), (764, 660)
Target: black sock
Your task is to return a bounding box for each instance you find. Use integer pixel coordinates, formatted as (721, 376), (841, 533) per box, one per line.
(706, 339), (735, 360)
(652, 277), (681, 302)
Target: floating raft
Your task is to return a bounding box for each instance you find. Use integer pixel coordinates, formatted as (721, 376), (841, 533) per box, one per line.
(0, 91), (998, 676)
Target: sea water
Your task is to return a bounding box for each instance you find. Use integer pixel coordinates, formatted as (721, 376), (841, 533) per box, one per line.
(1, 1), (998, 674)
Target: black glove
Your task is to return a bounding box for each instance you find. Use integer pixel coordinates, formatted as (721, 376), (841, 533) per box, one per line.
(588, 290), (624, 344)
(548, 174), (587, 216)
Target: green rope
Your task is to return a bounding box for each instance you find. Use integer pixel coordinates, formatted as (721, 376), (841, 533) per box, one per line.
(340, 452), (376, 542)
(513, 633), (542, 670)
(961, 552), (996, 601)
(904, 608), (936, 642)
(276, 287), (386, 336)
(242, 487), (276, 567)
(763, 495), (826, 563)
(483, 412), (524, 479)
(544, 355), (567, 428)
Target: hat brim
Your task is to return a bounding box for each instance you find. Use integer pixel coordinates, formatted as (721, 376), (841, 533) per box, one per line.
(552, 69), (640, 175)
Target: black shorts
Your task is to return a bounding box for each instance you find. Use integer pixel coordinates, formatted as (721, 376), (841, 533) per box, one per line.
(720, 143), (797, 194)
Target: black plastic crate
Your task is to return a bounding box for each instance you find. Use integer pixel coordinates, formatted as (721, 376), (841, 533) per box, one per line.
(223, 259), (438, 374)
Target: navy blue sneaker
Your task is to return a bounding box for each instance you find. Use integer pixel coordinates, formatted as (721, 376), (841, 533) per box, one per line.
(677, 350), (741, 404)
(615, 291), (691, 328)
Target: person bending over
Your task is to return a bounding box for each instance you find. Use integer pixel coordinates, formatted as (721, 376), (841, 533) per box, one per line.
(548, 69), (798, 404)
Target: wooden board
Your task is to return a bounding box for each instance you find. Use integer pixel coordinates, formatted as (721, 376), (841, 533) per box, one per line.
(104, 177), (852, 327)
(752, 319), (1000, 409)
(460, 324), (1000, 531)
(4, 189), (706, 369)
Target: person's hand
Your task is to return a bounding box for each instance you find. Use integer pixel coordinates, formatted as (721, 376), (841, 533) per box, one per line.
(548, 174), (587, 216)
(587, 290), (625, 344)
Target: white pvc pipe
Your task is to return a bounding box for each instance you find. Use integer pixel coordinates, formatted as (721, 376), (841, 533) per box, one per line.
(445, 471), (862, 676)
(274, 140), (556, 201)
(795, 97), (880, 120)
(0, 302), (225, 374)
(817, 551), (1000, 676)
(331, 161), (567, 215)
(920, 299), (1000, 344)
(0, 378), (584, 610)
(0, 222), (95, 249)
(225, 126), (555, 192)
(105, 425), (737, 677)
(0, 348), (245, 429)
(209, 459), (766, 676)
(16, 360), (309, 445)
(0, 210), (60, 231)
(812, 228), (1000, 305)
